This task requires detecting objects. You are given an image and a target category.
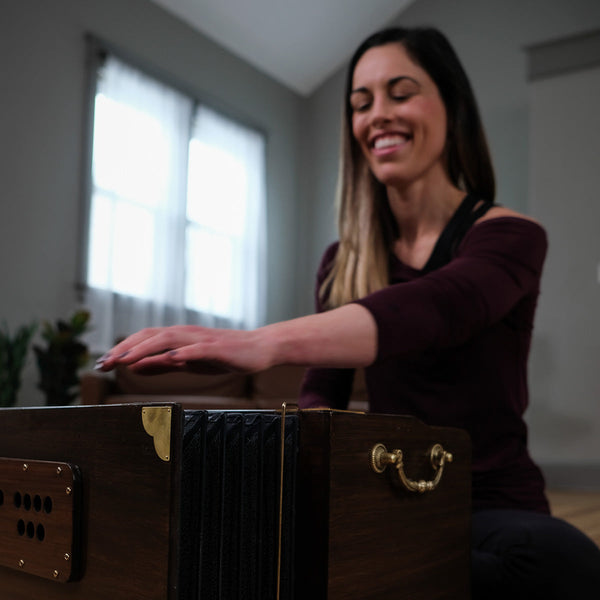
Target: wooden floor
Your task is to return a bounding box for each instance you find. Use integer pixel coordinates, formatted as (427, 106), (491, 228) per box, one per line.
(547, 489), (600, 547)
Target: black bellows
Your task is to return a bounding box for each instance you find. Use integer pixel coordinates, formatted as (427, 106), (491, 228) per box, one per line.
(179, 411), (298, 600)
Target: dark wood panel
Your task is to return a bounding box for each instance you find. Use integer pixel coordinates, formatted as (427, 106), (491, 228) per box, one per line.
(296, 411), (471, 600)
(0, 404), (182, 600)
(294, 410), (332, 599)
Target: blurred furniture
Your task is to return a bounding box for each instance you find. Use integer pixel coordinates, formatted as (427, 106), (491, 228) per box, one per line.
(80, 364), (369, 411)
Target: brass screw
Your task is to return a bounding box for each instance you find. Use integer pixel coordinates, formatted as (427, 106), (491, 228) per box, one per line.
(18, 560), (25, 568)
(64, 553), (71, 562)
(22, 463), (28, 472)
(53, 570), (59, 578)
(56, 466), (63, 475)
(66, 487), (72, 495)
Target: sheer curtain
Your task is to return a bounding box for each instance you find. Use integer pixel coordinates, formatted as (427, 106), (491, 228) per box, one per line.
(85, 55), (266, 352)
(186, 105), (266, 330)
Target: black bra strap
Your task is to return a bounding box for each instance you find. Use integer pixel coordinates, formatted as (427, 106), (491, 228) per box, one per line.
(422, 194), (493, 273)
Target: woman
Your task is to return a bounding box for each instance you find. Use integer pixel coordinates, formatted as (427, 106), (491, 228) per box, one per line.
(98, 27), (600, 598)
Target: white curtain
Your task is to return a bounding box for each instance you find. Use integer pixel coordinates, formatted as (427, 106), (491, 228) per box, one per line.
(85, 55), (266, 352)
(186, 105), (266, 330)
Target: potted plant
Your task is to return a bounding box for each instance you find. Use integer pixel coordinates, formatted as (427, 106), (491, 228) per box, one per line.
(34, 310), (91, 406)
(0, 321), (37, 407)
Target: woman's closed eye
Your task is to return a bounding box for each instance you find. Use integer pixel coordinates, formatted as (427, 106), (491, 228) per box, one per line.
(350, 93), (372, 112)
(389, 77), (419, 102)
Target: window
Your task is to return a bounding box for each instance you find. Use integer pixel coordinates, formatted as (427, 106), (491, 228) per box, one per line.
(83, 53), (266, 350)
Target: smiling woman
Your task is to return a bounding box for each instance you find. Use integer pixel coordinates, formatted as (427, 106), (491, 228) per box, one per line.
(98, 26), (600, 598)
(322, 27), (495, 309)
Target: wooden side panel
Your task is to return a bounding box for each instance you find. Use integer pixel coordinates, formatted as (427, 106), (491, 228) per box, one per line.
(296, 411), (471, 600)
(0, 404), (182, 600)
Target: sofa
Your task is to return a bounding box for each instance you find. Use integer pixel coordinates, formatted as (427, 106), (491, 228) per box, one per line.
(80, 364), (369, 412)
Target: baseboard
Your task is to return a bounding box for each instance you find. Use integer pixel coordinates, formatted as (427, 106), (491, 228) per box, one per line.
(540, 463), (600, 491)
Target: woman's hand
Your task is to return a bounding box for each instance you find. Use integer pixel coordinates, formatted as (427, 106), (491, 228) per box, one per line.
(95, 325), (274, 374)
(95, 303), (377, 375)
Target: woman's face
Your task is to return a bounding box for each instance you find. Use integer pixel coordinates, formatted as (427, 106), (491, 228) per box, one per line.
(350, 43), (449, 189)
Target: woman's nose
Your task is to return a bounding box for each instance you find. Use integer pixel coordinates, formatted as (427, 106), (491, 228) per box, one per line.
(369, 95), (394, 126)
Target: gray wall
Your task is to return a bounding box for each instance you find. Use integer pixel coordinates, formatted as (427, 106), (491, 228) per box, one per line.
(1, 0), (303, 405)
(528, 51), (600, 487)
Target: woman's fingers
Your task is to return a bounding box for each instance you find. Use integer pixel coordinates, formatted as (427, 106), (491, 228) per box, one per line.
(96, 326), (204, 370)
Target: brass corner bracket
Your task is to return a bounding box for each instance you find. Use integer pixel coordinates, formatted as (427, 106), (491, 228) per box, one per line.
(142, 406), (172, 462)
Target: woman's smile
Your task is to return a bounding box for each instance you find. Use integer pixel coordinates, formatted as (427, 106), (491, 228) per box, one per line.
(370, 131), (412, 156)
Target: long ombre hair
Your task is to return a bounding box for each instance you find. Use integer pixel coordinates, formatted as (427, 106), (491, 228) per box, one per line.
(321, 27), (496, 309)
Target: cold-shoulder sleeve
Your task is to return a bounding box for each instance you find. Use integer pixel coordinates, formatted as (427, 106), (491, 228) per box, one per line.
(354, 217), (547, 363)
(299, 242), (355, 409)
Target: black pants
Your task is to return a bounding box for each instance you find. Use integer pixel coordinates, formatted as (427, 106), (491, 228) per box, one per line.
(472, 509), (600, 599)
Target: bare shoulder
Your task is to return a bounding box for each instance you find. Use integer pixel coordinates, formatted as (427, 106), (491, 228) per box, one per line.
(475, 205), (541, 226)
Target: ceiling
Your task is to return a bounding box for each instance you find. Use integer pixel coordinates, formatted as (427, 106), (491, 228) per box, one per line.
(148, 0), (416, 96)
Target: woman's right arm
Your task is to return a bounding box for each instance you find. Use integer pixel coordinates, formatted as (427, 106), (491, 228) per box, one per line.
(97, 302), (377, 375)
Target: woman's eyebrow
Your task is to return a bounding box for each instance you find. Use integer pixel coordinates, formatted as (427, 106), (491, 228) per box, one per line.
(350, 75), (420, 96)
(349, 86), (370, 97)
(388, 75), (420, 87)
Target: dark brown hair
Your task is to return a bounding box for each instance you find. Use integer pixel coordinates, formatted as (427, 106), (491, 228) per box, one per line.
(345, 26), (495, 201)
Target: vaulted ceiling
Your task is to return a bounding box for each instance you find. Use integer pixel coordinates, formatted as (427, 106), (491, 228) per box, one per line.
(149, 0), (416, 95)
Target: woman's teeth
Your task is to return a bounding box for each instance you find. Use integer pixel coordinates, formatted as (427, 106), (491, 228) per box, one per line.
(374, 135), (406, 149)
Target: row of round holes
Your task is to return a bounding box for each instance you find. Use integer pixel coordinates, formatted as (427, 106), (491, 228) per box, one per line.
(10, 492), (53, 514)
(17, 519), (46, 542)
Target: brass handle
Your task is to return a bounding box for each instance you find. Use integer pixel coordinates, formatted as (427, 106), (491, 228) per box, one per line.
(370, 443), (453, 493)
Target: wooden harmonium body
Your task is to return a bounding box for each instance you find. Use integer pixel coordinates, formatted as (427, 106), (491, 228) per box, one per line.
(0, 404), (471, 599)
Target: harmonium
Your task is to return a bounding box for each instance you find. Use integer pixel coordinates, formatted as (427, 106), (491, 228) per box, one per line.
(0, 404), (471, 599)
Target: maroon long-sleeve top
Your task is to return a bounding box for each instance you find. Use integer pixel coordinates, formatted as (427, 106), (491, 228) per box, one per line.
(300, 216), (550, 513)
